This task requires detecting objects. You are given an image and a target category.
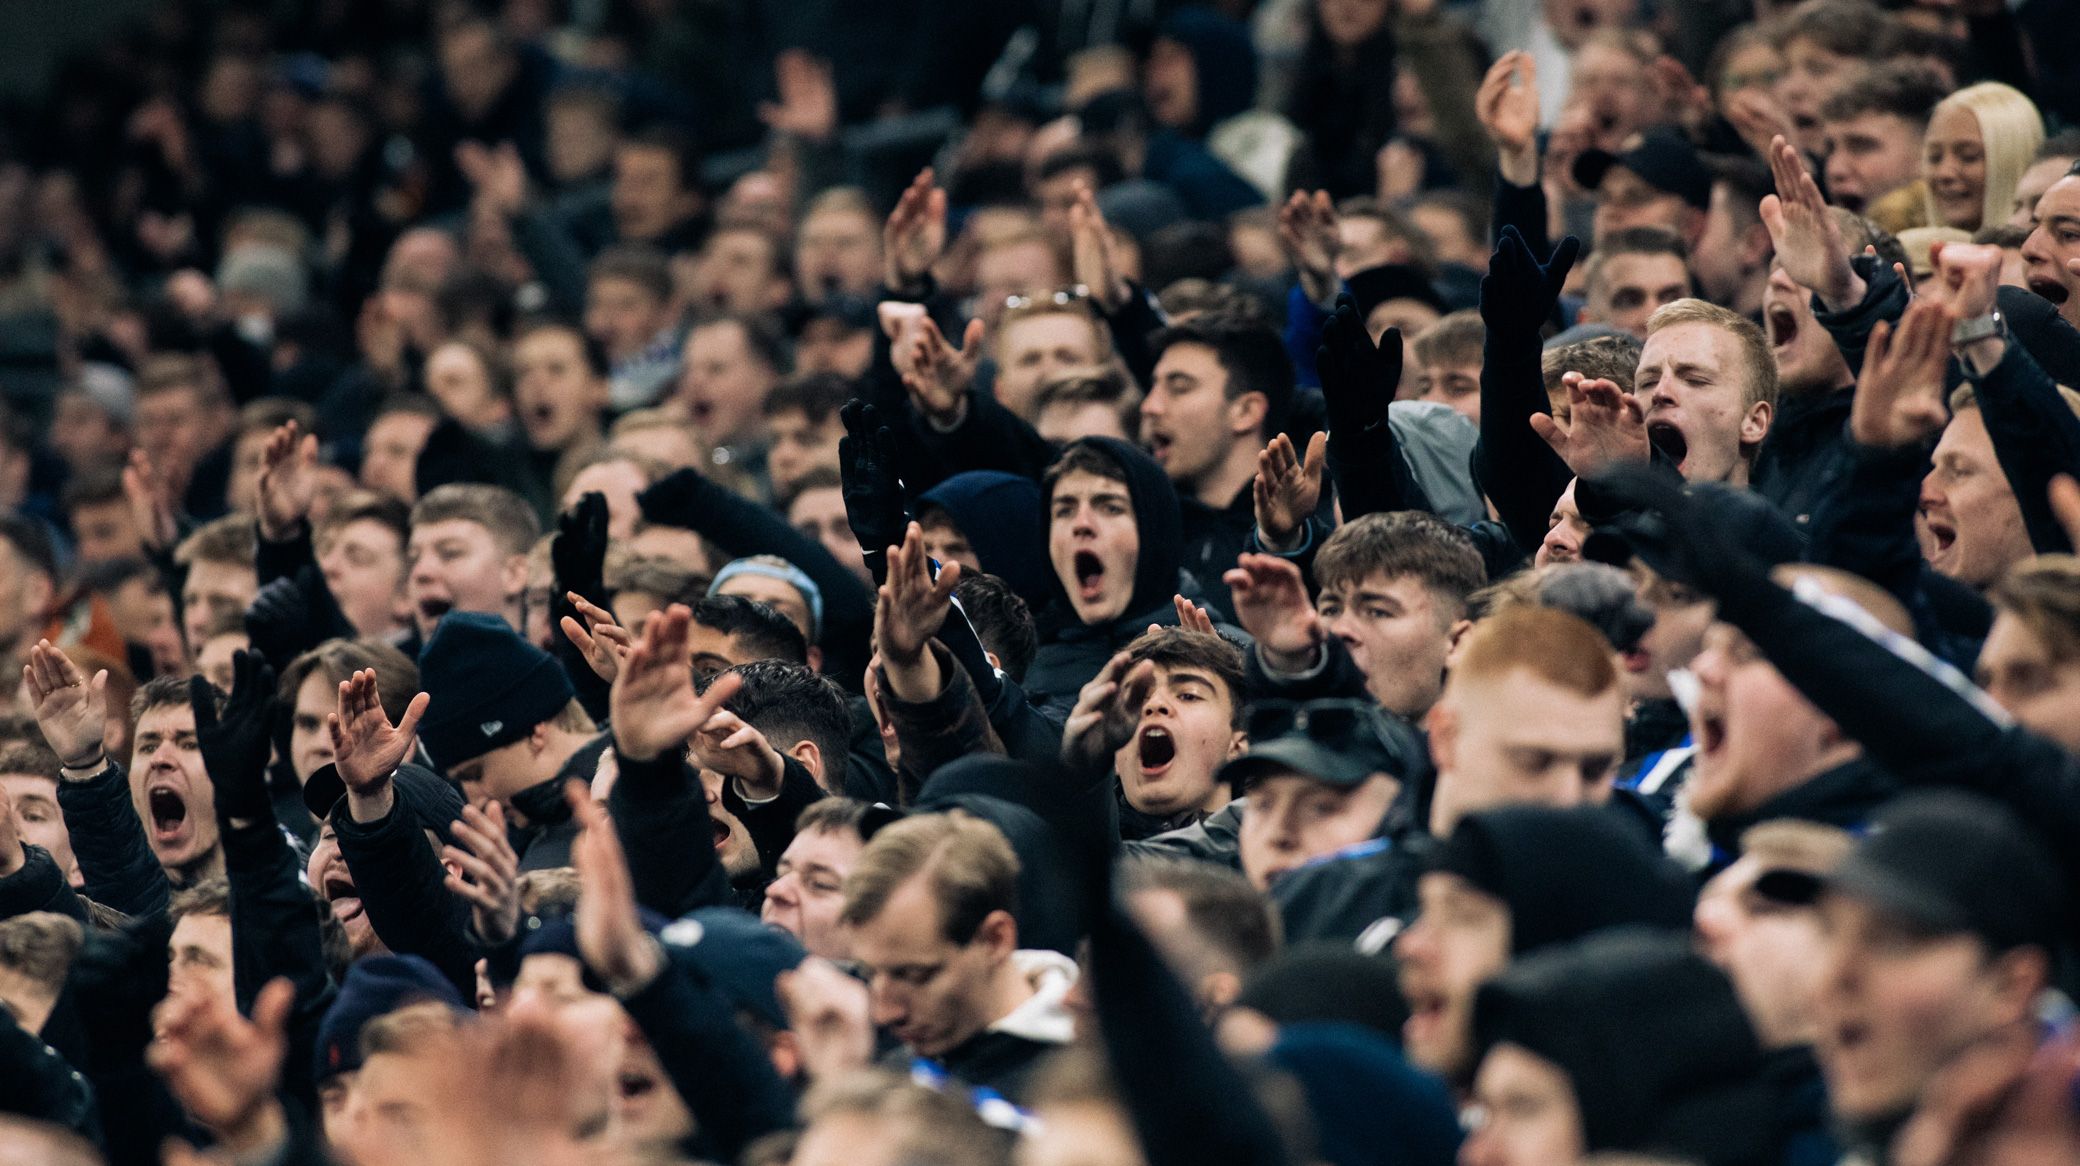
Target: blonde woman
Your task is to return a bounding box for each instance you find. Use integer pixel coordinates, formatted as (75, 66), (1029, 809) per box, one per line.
(1923, 82), (2045, 231)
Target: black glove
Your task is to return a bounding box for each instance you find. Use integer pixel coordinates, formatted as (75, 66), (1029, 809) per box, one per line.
(1586, 466), (1767, 594)
(553, 491), (610, 608)
(244, 564), (353, 671)
(191, 650), (279, 824)
(637, 467), (705, 530)
(1480, 226), (1581, 340)
(839, 400), (908, 580)
(1316, 293), (1402, 437)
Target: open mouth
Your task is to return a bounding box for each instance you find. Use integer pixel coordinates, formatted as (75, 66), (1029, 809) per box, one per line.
(1647, 421), (1688, 467)
(418, 596), (454, 623)
(147, 785), (188, 839)
(687, 397), (715, 425)
(1765, 302), (1800, 349)
(1925, 518), (1957, 557)
(712, 821), (731, 852)
(1073, 551), (1107, 602)
(1696, 711), (1728, 758)
(1145, 432), (1172, 462)
(618, 1071), (659, 1101)
(323, 873), (364, 921)
(1137, 726), (1177, 775)
(2028, 275), (2071, 305)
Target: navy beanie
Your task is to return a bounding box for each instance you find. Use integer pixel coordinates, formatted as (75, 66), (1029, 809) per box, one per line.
(416, 612), (575, 770)
(314, 955), (464, 1080)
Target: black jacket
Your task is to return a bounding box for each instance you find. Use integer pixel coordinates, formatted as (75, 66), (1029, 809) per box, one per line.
(1700, 756), (1897, 872)
(56, 763), (171, 921)
(504, 734), (613, 873)
(608, 746), (737, 920)
(221, 807), (335, 1113)
(328, 766), (478, 1001)
(1751, 385), (1853, 528)
(0, 844), (87, 923)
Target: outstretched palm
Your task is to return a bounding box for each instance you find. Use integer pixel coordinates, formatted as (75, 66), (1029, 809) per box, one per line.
(610, 606), (745, 762)
(330, 669), (429, 793)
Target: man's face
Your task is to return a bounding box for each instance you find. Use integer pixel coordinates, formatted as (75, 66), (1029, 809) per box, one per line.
(1049, 469), (1141, 626)
(1414, 359), (1481, 422)
(306, 820), (383, 957)
(795, 208), (882, 302)
(450, 735), (555, 807)
(690, 228), (787, 314)
(291, 671), (339, 785)
(1695, 856), (1828, 1048)
(919, 517), (980, 577)
(1776, 38), (1862, 155)
(1143, 342), (1251, 495)
(318, 518), (410, 639)
(104, 577), (184, 675)
(1, 773), (76, 886)
(584, 277), (670, 366)
(509, 954), (633, 1135)
(512, 330), (607, 452)
(1692, 183), (1763, 306)
(1335, 216), (1414, 277)
(130, 702), (220, 877)
(767, 409), (843, 496)
(1237, 771), (1398, 890)
(406, 518), (523, 636)
(1634, 320), (1769, 484)
(182, 559), (258, 654)
(974, 242), (1066, 325)
(1396, 871), (1511, 1078)
(425, 344), (508, 433)
(762, 826), (863, 959)
(850, 879), (1011, 1057)
(1567, 42), (1652, 150)
(1687, 622), (1848, 822)
(1814, 895), (2032, 1122)
(1919, 409), (2033, 590)
(714, 575), (814, 643)
(693, 764), (763, 880)
(1822, 112), (1925, 213)
(1143, 37), (1198, 129)
(1035, 168), (1096, 236)
(70, 499), (145, 564)
(1317, 572), (1455, 718)
(1591, 170), (1696, 245)
(135, 386), (213, 483)
(1462, 1044), (1586, 1166)
(1631, 573), (1713, 702)
(50, 394), (129, 472)
(227, 430), (270, 516)
(1037, 399), (1133, 445)
(1534, 480), (1588, 567)
(1763, 264), (1852, 394)
(997, 314), (1104, 420)
(2020, 176), (2080, 327)
(1427, 669), (1621, 836)
(360, 412), (435, 503)
(1112, 663), (1242, 819)
(1585, 252), (1690, 338)
(790, 487), (870, 586)
(610, 145), (695, 243)
(168, 911), (234, 1009)
(1976, 609), (2080, 751)
(795, 318), (873, 378)
(677, 322), (777, 448)
(2010, 157), (2073, 229)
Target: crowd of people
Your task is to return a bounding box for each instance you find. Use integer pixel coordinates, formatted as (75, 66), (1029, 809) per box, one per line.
(2, 0), (2080, 1163)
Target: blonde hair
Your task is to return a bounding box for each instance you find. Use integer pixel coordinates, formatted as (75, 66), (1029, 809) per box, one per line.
(1926, 83), (2045, 231)
(1644, 298), (1779, 410)
(359, 1000), (461, 1059)
(839, 812), (1019, 944)
(1990, 555), (2080, 666)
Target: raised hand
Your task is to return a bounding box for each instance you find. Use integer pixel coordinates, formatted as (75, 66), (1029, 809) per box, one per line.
(254, 421), (319, 541)
(902, 316), (985, 423)
(690, 708), (786, 801)
(122, 448), (179, 552)
(1253, 431), (1327, 551)
(1316, 293), (1402, 436)
(875, 521), (961, 665)
(1278, 189), (1341, 306)
(1069, 183), (1132, 313)
(838, 401), (907, 565)
(23, 641), (110, 770)
(1061, 650), (1157, 772)
(609, 605), (746, 763)
(883, 168), (947, 294)
(1759, 135), (1861, 309)
(1476, 51), (1541, 184)
(776, 957), (875, 1082)
(567, 781), (663, 994)
(190, 651), (278, 822)
(1850, 298), (1955, 449)
(559, 593), (632, 684)
(328, 668), (430, 797)
(148, 977), (294, 1154)
(1923, 241), (2003, 322)
(1223, 554), (1324, 672)
(1724, 90), (1799, 164)
(1171, 594), (1216, 635)
(552, 492), (610, 611)
(445, 800), (522, 946)
(455, 140), (528, 219)
(759, 50), (838, 143)
(1530, 373), (1651, 477)
(1480, 226), (1581, 339)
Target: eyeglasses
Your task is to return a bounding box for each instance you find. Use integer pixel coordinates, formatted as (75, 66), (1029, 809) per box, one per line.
(1243, 699), (1381, 748)
(1002, 285), (1092, 312)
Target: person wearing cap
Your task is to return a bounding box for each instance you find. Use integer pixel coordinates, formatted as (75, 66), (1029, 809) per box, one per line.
(313, 954), (466, 1142)
(710, 555), (827, 668)
(1394, 804), (1695, 1083)
(1813, 791), (2066, 1161)
(1572, 128), (1714, 251)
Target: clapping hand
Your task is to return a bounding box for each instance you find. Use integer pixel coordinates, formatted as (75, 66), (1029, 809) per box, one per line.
(1278, 190), (1342, 307)
(254, 421), (319, 541)
(883, 168), (947, 294)
(329, 669), (430, 799)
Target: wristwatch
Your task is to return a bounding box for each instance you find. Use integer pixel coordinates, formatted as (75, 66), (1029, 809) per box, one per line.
(1952, 309), (2004, 348)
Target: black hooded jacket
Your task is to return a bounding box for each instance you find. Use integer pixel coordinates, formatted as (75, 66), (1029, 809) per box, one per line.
(1025, 438), (1191, 708)
(1700, 756), (1897, 871)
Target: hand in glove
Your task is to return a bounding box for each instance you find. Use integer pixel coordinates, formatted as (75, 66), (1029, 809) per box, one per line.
(191, 651), (280, 824)
(1480, 226), (1581, 340)
(636, 468), (706, 530)
(552, 492), (610, 608)
(244, 564), (353, 671)
(839, 401), (907, 580)
(1316, 293), (1402, 437)
(1586, 465), (1768, 595)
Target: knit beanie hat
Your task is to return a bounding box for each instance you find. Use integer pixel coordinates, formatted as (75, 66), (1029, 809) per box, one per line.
(415, 612), (574, 770)
(314, 955), (464, 1080)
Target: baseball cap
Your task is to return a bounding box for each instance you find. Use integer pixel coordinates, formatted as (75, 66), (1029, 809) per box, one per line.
(658, 908), (807, 1028)
(1573, 129), (1714, 210)
(1219, 699), (1428, 790)
(1823, 791), (2066, 954)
